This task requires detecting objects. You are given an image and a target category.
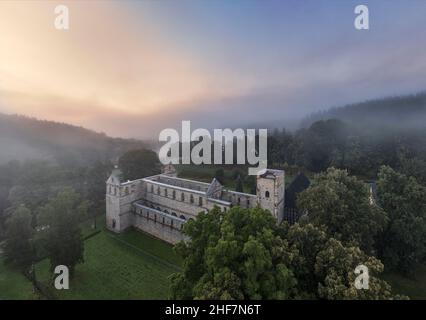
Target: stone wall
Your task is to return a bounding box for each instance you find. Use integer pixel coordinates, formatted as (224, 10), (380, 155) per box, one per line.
(133, 204), (186, 244)
(106, 170), (285, 244)
(142, 180), (227, 218)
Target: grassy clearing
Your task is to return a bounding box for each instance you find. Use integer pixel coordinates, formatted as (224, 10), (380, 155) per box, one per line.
(1, 214), (181, 300)
(176, 164), (304, 191)
(35, 228), (180, 300)
(383, 264), (426, 299)
(0, 256), (38, 300)
(176, 164), (256, 193)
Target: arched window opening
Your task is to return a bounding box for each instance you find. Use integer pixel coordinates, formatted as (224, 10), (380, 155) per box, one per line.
(265, 191), (270, 198)
(198, 197), (203, 206)
(181, 193), (185, 202)
(190, 194), (194, 204)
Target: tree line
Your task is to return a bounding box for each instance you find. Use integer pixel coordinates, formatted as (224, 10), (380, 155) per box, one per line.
(171, 165), (426, 299)
(268, 119), (426, 183)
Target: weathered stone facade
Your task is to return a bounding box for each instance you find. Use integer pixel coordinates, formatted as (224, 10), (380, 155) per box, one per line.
(106, 167), (285, 244)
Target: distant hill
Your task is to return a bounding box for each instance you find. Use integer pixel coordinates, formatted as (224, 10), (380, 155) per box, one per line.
(300, 92), (426, 130)
(0, 113), (150, 166)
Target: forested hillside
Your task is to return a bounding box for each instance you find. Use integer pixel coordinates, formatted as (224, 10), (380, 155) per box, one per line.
(0, 113), (149, 166)
(301, 92), (426, 129)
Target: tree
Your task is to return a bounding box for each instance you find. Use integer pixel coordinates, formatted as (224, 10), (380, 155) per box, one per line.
(84, 161), (113, 228)
(3, 205), (34, 274)
(267, 128), (296, 165)
(171, 206), (398, 300)
(235, 175), (244, 193)
(400, 156), (426, 186)
(298, 119), (348, 172)
(284, 223), (396, 299)
(297, 168), (387, 254)
(376, 166), (426, 273)
(214, 168), (224, 183)
(118, 149), (161, 181)
(171, 206), (297, 300)
(38, 188), (87, 277)
(284, 172), (310, 209)
(315, 238), (395, 299)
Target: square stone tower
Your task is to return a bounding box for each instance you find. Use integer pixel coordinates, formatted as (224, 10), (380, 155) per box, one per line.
(106, 168), (139, 232)
(256, 169), (285, 224)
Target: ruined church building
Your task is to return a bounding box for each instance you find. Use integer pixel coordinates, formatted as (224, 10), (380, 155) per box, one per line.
(106, 166), (285, 244)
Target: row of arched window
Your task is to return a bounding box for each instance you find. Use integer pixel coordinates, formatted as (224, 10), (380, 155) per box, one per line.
(135, 206), (193, 231)
(108, 185), (133, 197)
(229, 193), (253, 208)
(148, 184), (204, 206)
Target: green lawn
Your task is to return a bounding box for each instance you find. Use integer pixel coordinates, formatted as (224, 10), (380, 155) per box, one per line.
(383, 264), (426, 300)
(175, 164), (310, 191)
(35, 228), (181, 300)
(176, 164), (256, 193)
(0, 256), (38, 300)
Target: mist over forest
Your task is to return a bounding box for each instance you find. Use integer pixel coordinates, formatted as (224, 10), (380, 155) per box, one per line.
(2, 90), (426, 299)
(300, 92), (426, 130)
(0, 113), (150, 166)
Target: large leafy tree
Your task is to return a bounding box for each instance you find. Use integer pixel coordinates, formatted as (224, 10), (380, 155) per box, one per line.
(376, 166), (426, 273)
(118, 149), (161, 181)
(2, 205), (35, 274)
(235, 175), (244, 192)
(284, 223), (396, 299)
(38, 188), (87, 277)
(171, 206), (297, 300)
(171, 206), (397, 300)
(297, 168), (387, 254)
(297, 119), (348, 172)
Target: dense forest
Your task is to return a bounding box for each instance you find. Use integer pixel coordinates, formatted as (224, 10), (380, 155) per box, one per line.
(2, 92), (426, 299)
(268, 119), (426, 182)
(0, 113), (155, 239)
(0, 113), (150, 166)
(288, 92), (426, 179)
(301, 92), (426, 130)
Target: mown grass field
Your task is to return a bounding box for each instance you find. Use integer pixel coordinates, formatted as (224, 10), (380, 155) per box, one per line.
(175, 164), (301, 190)
(1, 215), (181, 300)
(383, 264), (426, 299)
(0, 255), (37, 300)
(35, 228), (181, 300)
(176, 164), (266, 193)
